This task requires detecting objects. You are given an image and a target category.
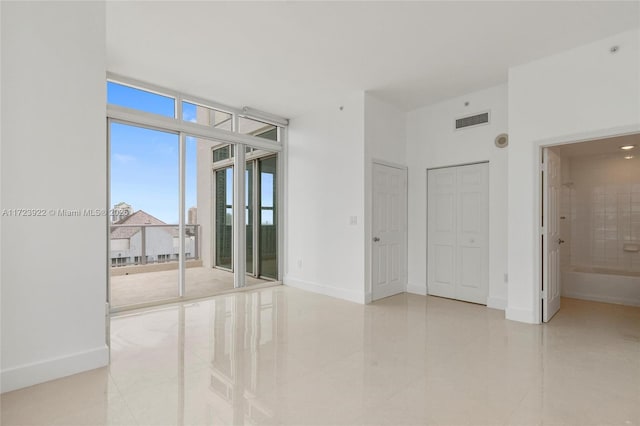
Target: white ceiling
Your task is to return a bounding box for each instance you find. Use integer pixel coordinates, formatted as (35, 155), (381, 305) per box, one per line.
(106, 1), (639, 118)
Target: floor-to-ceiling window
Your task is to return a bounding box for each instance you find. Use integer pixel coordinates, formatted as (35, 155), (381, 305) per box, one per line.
(109, 122), (180, 307)
(107, 76), (285, 311)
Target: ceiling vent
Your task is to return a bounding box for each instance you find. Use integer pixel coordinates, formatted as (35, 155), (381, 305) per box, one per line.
(455, 111), (489, 130)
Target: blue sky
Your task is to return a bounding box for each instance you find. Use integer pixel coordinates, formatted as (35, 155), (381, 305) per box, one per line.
(108, 82), (273, 225)
(109, 82), (196, 224)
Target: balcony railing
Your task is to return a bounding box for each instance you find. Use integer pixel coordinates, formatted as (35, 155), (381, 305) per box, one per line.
(110, 224), (200, 267)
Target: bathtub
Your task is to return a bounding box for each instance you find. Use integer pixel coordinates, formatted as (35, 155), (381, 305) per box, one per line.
(562, 266), (640, 307)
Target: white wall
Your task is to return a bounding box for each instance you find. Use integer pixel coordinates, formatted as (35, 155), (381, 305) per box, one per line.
(285, 93), (366, 303)
(566, 154), (640, 272)
(507, 29), (640, 323)
(364, 93), (407, 301)
(405, 84), (509, 309)
(1, 2), (108, 392)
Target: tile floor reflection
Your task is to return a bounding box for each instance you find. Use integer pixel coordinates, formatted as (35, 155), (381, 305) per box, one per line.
(1, 288), (639, 425)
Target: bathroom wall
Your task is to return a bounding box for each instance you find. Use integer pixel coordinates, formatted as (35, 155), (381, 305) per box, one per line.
(568, 154), (640, 272)
(559, 155), (573, 269)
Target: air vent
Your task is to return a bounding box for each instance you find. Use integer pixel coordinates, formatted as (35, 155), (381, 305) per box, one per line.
(455, 112), (489, 130)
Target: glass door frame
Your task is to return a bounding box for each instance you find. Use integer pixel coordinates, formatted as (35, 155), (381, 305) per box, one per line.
(211, 149), (280, 281)
(107, 74), (286, 313)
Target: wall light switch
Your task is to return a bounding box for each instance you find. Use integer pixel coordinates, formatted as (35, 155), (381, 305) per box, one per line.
(349, 216), (357, 225)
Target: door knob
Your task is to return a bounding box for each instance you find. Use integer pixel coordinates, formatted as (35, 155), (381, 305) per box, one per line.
(373, 237), (380, 242)
(558, 239), (565, 244)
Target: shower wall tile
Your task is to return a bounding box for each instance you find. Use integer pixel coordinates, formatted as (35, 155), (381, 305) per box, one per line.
(567, 154), (640, 272)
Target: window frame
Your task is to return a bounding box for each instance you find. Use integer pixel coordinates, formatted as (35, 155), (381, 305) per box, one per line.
(107, 73), (286, 312)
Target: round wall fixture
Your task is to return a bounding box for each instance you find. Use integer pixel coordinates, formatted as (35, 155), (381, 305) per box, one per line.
(495, 133), (509, 148)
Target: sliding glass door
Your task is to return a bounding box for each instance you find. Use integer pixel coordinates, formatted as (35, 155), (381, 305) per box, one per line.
(109, 122), (180, 308)
(246, 162), (254, 275)
(212, 150), (278, 280)
(259, 156), (278, 279)
(215, 167), (233, 270)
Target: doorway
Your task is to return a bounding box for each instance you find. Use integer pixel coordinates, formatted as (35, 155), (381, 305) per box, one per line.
(371, 162), (408, 301)
(427, 162), (489, 304)
(212, 146), (278, 281)
(541, 133), (640, 322)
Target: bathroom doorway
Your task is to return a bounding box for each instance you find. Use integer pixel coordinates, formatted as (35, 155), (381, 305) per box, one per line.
(541, 133), (640, 322)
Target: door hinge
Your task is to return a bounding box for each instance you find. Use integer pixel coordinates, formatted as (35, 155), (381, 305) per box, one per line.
(541, 290), (546, 300)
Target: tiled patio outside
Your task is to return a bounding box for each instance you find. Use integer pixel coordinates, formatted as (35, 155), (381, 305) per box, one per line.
(110, 265), (269, 308)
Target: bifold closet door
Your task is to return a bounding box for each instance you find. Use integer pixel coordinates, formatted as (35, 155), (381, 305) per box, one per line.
(427, 163), (488, 305)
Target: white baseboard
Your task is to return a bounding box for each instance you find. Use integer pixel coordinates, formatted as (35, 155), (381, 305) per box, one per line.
(505, 306), (537, 324)
(406, 283), (427, 296)
(1, 345), (109, 393)
(486, 296), (507, 310)
(562, 291), (640, 307)
(283, 276), (366, 304)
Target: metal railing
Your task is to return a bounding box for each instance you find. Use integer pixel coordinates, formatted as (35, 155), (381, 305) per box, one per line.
(109, 224), (200, 267)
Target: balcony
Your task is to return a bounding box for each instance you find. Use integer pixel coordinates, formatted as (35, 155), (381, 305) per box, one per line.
(110, 224), (269, 309)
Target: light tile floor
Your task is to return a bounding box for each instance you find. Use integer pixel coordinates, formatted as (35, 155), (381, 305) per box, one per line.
(1, 288), (639, 425)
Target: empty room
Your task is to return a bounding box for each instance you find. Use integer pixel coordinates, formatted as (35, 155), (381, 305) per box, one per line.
(1, 1), (639, 425)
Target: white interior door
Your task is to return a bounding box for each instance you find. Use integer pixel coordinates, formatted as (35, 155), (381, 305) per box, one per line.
(455, 165), (489, 303)
(372, 163), (407, 301)
(543, 149), (562, 322)
(427, 163), (488, 305)
(426, 168), (457, 299)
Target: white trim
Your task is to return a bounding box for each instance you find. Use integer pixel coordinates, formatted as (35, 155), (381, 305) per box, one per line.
(233, 143), (246, 288)
(278, 128), (287, 282)
(505, 307), (536, 324)
(107, 105), (282, 152)
(407, 283), (427, 296)
(1, 346), (109, 394)
(105, 119), (112, 349)
(107, 72), (181, 100)
(427, 160), (489, 171)
(372, 158), (407, 170)
(531, 124), (640, 324)
(240, 106), (289, 127)
(284, 276), (366, 304)
(179, 132), (186, 296)
(487, 296), (507, 310)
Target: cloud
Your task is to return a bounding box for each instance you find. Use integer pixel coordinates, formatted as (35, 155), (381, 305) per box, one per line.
(113, 153), (136, 164)
(182, 110), (198, 123)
